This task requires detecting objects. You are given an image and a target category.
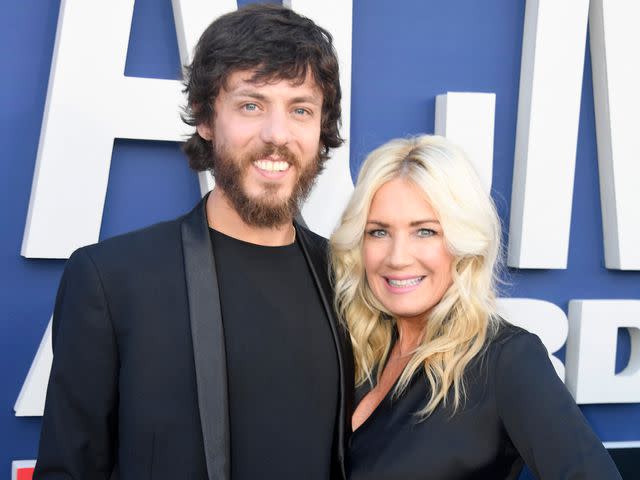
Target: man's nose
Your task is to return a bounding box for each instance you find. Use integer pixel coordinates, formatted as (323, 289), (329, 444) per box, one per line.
(260, 109), (292, 146)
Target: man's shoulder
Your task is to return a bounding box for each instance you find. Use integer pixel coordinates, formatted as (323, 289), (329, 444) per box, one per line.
(90, 216), (183, 253)
(70, 214), (188, 277)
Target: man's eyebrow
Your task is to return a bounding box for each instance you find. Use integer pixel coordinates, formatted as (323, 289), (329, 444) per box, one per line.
(290, 95), (322, 105)
(231, 89), (268, 101)
(229, 86), (322, 105)
(229, 90), (321, 105)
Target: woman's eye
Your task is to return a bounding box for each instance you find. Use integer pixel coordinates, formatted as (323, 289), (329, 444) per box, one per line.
(417, 228), (436, 237)
(367, 229), (387, 238)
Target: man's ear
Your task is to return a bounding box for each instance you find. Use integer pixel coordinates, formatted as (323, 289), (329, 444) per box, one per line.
(196, 122), (213, 141)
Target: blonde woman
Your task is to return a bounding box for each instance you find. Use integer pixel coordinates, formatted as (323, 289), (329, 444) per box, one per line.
(330, 135), (620, 479)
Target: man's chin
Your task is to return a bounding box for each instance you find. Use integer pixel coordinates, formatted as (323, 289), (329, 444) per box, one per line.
(244, 187), (295, 207)
(231, 192), (298, 228)
(244, 181), (293, 199)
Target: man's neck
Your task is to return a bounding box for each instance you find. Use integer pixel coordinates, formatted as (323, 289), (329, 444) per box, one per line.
(206, 188), (296, 246)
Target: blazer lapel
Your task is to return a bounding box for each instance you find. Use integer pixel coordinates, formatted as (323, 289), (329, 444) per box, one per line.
(296, 224), (354, 480)
(181, 197), (230, 480)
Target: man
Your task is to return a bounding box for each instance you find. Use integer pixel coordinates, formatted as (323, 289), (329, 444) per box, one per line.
(34, 5), (353, 480)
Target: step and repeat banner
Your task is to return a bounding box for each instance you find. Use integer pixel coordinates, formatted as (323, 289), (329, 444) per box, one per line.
(2, 0), (639, 478)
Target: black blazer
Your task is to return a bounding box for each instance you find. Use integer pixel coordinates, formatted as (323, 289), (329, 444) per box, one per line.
(348, 323), (621, 479)
(34, 197), (354, 480)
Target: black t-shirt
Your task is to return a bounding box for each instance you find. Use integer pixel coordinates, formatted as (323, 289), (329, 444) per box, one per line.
(210, 228), (339, 479)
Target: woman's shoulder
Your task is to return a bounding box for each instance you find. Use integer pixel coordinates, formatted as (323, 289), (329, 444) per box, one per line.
(475, 319), (554, 386)
(486, 318), (546, 358)
(461, 320), (546, 394)
(484, 321), (623, 479)
(481, 318), (561, 395)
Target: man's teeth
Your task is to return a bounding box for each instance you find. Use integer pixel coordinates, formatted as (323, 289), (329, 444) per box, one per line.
(387, 277), (424, 287)
(254, 159), (290, 172)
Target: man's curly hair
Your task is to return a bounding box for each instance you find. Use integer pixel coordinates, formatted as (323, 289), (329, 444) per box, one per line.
(182, 4), (344, 171)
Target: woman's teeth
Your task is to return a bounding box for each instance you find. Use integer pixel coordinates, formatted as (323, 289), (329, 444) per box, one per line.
(387, 277), (424, 287)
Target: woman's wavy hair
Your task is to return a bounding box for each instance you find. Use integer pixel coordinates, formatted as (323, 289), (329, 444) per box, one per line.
(330, 135), (503, 418)
(181, 4), (343, 171)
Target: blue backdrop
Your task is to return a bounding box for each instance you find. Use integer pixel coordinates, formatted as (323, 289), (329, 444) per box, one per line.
(1, 0), (638, 477)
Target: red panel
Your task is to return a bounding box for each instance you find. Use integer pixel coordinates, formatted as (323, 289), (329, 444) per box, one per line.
(17, 467), (35, 480)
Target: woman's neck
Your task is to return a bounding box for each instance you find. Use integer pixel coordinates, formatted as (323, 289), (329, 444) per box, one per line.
(394, 317), (425, 357)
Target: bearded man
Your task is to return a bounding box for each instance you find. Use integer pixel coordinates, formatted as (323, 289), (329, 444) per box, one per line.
(34, 5), (353, 480)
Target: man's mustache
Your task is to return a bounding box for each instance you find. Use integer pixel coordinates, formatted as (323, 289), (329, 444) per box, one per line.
(246, 144), (299, 168)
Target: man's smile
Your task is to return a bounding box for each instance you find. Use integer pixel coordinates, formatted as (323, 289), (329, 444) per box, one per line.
(252, 158), (292, 180)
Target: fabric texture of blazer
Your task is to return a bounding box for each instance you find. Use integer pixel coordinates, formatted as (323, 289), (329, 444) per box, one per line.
(348, 323), (621, 479)
(34, 196), (354, 480)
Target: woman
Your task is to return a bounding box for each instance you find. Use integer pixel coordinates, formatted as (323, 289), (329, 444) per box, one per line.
(330, 135), (620, 479)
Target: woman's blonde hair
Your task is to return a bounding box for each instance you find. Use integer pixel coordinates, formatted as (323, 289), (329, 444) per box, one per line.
(330, 135), (502, 417)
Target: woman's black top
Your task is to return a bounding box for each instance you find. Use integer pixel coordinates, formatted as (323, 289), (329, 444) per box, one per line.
(348, 323), (621, 479)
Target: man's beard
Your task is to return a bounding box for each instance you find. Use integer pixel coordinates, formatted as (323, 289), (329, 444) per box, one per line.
(211, 142), (322, 228)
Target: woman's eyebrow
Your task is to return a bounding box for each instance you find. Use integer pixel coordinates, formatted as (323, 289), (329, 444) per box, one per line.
(410, 219), (439, 226)
(365, 220), (389, 227)
(365, 219), (440, 227)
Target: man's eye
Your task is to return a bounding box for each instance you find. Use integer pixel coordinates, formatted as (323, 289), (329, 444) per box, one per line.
(242, 103), (259, 112)
(417, 228), (436, 237)
(293, 107), (310, 116)
(367, 229), (387, 238)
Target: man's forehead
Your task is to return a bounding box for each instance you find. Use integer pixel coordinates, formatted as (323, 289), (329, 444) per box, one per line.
(222, 69), (322, 99)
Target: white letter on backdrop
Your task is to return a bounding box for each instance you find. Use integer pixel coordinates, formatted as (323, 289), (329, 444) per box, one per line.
(14, 319), (53, 416)
(507, 0), (589, 269)
(21, 0), (236, 259)
(435, 92), (496, 193)
(508, 1), (640, 271)
(589, 1), (640, 270)
(565, 300), (640, 404)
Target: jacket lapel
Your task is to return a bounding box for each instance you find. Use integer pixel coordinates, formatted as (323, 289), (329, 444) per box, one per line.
(296, 224), (354, 480)
(181, 198), (230, 480)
